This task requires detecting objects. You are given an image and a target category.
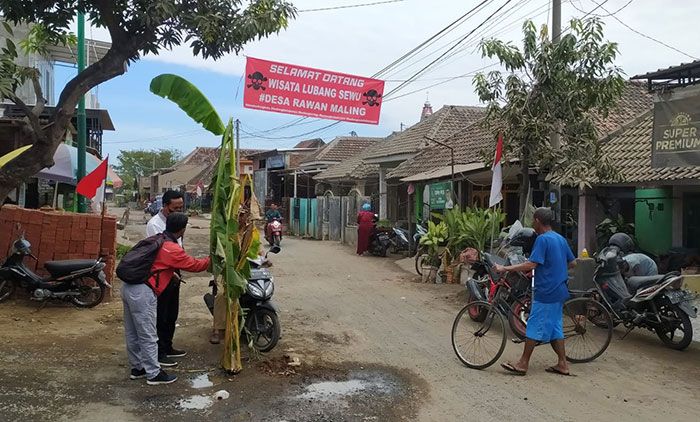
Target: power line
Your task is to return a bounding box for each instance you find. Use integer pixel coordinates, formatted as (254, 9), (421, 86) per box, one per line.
(299, 0), (407, 13)
(240, 121), (342, 141)
(384, 0), (515, 99)
(103, 129), (209, 145)
(584, 0), (698, 60)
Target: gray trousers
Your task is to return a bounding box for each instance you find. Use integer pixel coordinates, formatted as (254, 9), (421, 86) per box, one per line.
(121, 283), (160, 379)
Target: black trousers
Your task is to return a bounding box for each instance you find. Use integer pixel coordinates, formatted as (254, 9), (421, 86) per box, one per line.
(157, 279), (180, 358)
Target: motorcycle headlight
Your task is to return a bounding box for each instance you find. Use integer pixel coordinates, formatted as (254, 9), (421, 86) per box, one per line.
(264, 281), (274, 298)
(248, 283), (264, 298)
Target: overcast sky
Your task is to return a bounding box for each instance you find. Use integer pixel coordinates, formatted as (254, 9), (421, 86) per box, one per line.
(55, 0), (700, 160)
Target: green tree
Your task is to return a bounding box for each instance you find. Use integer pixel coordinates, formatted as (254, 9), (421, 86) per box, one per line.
(473, 18), (625, 214)
(113, 148), (182, 191)
(0, 0), (296, 203)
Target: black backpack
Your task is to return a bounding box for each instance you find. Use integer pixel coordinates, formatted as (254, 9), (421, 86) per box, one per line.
(116, 233), (168, 286)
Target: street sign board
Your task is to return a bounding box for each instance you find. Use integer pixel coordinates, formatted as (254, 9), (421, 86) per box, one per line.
(243, 57), (385, 125)
(429, 181), (452, 209)
(652, 96), (700, 168)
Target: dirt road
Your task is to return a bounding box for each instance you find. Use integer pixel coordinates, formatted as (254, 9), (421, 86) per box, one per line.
(1, 225), (699, 421)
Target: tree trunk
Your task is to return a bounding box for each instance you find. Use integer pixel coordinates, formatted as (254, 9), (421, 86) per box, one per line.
(519, 148), (530, 217)
(0, 129), (57, 204)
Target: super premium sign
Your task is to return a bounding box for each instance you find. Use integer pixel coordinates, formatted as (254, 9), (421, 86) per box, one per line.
(652, 96), (700, 168)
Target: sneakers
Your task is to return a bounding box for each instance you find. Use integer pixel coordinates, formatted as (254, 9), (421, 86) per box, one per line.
(130, 368), (146, 380)
(146, 370), (177, 385)
(158, 356), (179, 367)
(166, 348), (187, 358)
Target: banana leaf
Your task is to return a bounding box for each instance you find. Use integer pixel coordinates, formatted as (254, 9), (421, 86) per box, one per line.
(150, 74), (226, 136)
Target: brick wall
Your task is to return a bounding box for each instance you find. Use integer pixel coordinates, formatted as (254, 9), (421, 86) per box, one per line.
(0, 205), (117, 289)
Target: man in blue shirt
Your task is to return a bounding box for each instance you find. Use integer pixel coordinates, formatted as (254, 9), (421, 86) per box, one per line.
(495, 207), (576, 376)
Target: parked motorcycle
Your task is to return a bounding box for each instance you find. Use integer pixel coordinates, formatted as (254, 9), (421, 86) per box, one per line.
(591, 245), (697, 350)
(367, 214), (393, 257)
(390, 226), (410, 254)
(204, 245), (281, 352)
(412, 223), (427, 255)
(265, 218), (283, 246)
(0, 235), (110, 308)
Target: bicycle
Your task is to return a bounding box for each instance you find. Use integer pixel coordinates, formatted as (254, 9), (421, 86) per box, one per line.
(451, 291), (613, 370)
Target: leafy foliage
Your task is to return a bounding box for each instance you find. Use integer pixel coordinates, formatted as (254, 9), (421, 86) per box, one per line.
(152, 74), (259, 372)
(420, 221), (448, 267)
(473, 18), (626, 202)
(113, 149), (181, 191)
(150, 74), (226, 136)
(595, 215), (635, 252)
(0, 1), (296, 203)
(433, 206), (507, 254)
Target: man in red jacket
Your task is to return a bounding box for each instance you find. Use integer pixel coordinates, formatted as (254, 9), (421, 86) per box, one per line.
(122, 212), (210, 385)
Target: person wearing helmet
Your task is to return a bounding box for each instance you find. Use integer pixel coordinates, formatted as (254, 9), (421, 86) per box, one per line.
(356, 203), (375, 255)
(494, 207), (576, 376)
(608, 233), (635, 255)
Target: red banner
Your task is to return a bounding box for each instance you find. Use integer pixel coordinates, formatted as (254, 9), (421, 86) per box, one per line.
(243, 57), (384, 125)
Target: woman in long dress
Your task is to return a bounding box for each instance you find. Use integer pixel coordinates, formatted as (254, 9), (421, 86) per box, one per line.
(356, 203), (375, 255)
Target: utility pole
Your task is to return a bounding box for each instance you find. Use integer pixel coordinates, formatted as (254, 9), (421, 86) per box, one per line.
(550, 0), (562, 226)
(76, 9), (87, 213)
(235, 119), (241, 178)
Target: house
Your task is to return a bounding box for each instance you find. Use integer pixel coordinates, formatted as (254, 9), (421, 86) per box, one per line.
(298, 135), (381, 195)
(249, 139), (325, 205)
(347, 103), (487, 221)
(1, 23), (115, 209)
(389, 82), (652, 251)
(569, 62), (700, 258)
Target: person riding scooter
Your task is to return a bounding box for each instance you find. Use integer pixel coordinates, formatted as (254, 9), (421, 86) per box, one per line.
(265, 203), (283, 243)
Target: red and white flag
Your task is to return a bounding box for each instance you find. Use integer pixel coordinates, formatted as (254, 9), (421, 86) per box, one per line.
(489, 133), (504, 208)
(77, 157), (108, 211)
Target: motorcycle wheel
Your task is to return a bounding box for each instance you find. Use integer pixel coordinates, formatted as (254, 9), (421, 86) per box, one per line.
(246, 308), (280, 353)
(70, 276), (106, 308)
(655, 303), (693, 350)
(0, 278), (15, 303)
(273, 235), (281, 247)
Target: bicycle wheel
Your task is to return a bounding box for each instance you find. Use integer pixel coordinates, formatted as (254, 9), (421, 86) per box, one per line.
(562, 297), (613, 363)
(415, 248), (429, 276)
(452, 301), (507, 370)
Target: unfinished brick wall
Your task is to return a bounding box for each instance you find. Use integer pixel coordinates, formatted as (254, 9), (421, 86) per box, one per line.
(0, 205), (117, 289)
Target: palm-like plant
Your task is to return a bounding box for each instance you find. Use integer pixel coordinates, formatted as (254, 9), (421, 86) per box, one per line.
(433, 206), (506, 253)
(150, 74), (259, 373)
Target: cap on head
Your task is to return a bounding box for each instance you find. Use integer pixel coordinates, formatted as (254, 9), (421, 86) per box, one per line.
(362, 203), (371, 211)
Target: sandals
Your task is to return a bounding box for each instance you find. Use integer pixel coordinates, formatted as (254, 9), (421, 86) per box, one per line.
(501, 362), (527, 376)
(545, 366), (575, 376)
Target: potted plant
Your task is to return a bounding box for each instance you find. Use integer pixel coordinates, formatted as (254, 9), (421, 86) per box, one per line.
(419, 221), (448, 283)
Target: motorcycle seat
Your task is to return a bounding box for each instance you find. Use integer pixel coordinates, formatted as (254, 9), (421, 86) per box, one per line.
(483, 253), (506, 267)
(44, 259), (97, 277)
(625, 275), (666, 293)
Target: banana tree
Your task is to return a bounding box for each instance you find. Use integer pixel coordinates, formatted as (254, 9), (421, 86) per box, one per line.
(150, 73), (259, 373)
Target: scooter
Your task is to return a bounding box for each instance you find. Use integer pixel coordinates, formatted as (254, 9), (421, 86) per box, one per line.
(0, 235), (110, 308)
(591, 245), (697, 350)
(204, 246), (281, 352)
(390, 226), (410, 254)
(265, 218), (283, 246)
(368, 214), (392, 257)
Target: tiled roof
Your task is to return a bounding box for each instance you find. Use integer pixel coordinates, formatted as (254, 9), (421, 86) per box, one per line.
(389, 82), (653, 180)
(315, 134), (401, 181)
(301, 136), (380, 164)
(364, 105), (486, 160)
(179, 147), (219, 166)
(185, 148), (268, 186)
(294, 138), (325, 149)
(583, 113), (700, 184)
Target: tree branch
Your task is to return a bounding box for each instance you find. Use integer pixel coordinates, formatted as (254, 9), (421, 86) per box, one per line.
(29, 70), (46, 117)
(8, 93), (42, 138)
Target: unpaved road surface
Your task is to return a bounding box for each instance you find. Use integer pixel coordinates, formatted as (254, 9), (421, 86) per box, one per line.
(1, 224), (699, 421)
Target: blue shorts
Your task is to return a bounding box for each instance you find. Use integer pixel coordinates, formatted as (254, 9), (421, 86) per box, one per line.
(526, 300), (564, 343)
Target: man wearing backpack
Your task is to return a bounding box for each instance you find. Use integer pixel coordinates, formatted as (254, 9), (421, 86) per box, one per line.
(146, 190), (186, 367)
(121, 212), (210, 385)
